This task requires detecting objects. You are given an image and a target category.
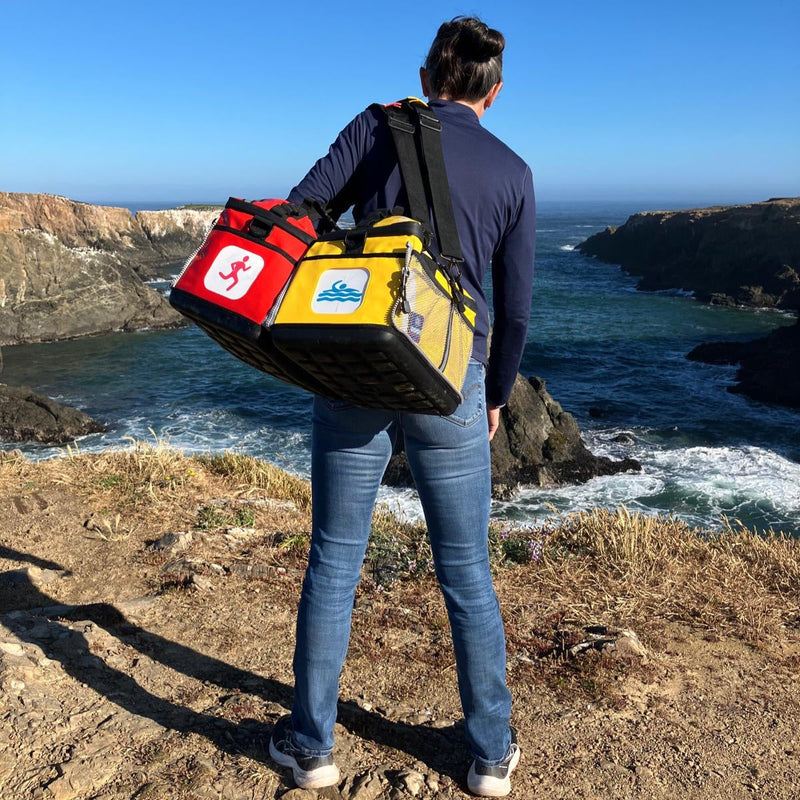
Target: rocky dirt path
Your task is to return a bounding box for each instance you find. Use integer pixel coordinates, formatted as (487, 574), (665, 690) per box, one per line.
(1, 450), (798, 799)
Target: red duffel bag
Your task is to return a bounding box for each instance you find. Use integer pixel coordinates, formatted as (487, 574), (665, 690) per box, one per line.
(169, 197), (331, 392)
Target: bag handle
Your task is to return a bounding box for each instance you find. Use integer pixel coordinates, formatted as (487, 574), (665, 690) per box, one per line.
(224, 197), (316, 244)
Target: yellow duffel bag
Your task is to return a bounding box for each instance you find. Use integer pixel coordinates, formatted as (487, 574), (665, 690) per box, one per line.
(269, 213), (477, 415)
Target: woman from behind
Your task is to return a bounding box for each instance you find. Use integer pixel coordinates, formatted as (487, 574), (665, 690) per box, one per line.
(268, 16), (536, 798)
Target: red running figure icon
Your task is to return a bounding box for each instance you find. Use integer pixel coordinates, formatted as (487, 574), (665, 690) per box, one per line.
(218, 255), (251, 291)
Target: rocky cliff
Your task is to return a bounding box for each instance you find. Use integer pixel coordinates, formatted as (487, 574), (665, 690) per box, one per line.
(136, 207), (222, 274)
(688, 316), (800, 409)
(0, 193), (220, 345)
(577, 198), (800, 310)
(384, 374), (640, 496)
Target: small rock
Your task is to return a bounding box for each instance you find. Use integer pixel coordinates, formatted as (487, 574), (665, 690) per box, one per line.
(348, 771), (383, 800)
(398, 768), (425, 796)
(147, 531), (193, 553)
(612, 630), (647, 659)
(7, 679), (26, 692)
(194, 755), (217, 775)
(280, 790), (317, 800)
(191, 574), (214, 592)
(0, 642), (25, 657)
(26, 566), (65, 585)
(224, 526), (258, 538)
(116, 596), (159, 616)
(161, 556), (206, 576)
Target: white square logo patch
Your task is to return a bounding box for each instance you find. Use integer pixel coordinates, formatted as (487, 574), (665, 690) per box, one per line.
(204, 245), (264, 300)
(311, 269), (369, 314)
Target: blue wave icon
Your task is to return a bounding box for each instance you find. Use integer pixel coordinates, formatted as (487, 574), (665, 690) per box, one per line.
(315, 280), (364, 303)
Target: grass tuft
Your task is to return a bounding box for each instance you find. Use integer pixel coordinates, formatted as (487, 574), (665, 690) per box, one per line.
(195, 451), (311, 511)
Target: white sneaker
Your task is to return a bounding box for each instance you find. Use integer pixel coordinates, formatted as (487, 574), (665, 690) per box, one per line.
(268, 715), (340, 790)
(467, 735), (521, 797)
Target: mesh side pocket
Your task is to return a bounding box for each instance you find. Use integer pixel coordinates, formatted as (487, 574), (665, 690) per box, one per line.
(392, 250), (473, 393)
(441, 301), (472, 391)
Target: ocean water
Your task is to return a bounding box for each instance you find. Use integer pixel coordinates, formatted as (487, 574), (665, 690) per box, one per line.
(3, 200), (798, 535)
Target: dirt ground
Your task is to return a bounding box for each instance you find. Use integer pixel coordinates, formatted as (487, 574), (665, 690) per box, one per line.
(1, 448), (798, 800)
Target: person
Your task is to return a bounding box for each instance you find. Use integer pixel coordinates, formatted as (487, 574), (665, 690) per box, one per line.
(268, 16), (535, 798)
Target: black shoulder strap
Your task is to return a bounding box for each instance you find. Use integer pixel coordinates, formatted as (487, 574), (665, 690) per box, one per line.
(383, 100), (464, 263)
(406, 102), (463, 263)
(384, 104), (429, 223)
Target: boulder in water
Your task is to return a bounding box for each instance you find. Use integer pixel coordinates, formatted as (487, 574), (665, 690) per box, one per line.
(0, 384), (104, 444)
(383, 374), (640, 498)
(688, 316), (800, 409)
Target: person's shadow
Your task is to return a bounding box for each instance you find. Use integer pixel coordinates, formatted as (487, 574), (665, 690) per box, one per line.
(1, 546), (469, 786)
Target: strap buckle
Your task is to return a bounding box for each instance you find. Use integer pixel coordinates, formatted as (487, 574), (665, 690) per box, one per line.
(416, 108), (442, 133)
(343, 229), (367, 254)
(442, 257), (466, 312)
(387, 110), (415, 135)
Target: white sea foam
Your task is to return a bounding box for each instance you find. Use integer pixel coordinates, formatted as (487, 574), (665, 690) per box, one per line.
(559, 244), (576, 251)
(651, 445), (800, 518)
(376, 486), (425, 522)
(491, 471), (666, 521)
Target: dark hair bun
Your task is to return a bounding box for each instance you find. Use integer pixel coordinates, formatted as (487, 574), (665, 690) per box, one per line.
(424, 17), (505, 102)
(453, 18), (504, 62)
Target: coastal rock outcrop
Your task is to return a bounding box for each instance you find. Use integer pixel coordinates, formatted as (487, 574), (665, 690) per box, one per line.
(136, 207), (219, 273)
(577, 198), (800, 310)
(383, 374), (640, 496)
(0, 384), (104, 443)
(0, 193), (220, 345)
(688, 316), (800, 409)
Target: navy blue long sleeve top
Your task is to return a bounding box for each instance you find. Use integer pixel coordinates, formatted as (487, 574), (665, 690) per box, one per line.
(288, 99), (536, 406)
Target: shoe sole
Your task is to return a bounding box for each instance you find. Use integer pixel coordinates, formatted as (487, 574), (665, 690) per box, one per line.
(268, 738), (340, 790)
(467, 745), (521, 797)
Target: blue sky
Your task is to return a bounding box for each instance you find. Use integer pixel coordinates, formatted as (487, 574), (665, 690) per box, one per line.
(1, 0), (797, 205)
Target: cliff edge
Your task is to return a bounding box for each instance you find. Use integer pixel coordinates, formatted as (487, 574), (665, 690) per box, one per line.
(0, 193), (219, 345)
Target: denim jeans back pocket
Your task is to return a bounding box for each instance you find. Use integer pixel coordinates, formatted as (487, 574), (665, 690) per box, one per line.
(447, 362), (485, 427)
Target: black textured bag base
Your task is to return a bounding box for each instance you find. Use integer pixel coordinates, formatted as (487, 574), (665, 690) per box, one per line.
(272, 323), (463, 414)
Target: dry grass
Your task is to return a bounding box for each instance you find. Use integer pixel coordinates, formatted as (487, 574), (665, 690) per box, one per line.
(3, 445), (798, 644)
(56, 439), (197, 510)
(500, 506), (800, 642)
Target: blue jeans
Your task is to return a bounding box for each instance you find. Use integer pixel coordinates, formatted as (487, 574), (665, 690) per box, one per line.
(290, 360), (512, 765)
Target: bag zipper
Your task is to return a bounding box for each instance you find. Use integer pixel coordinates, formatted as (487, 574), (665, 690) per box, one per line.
(172, 217), (218, 287)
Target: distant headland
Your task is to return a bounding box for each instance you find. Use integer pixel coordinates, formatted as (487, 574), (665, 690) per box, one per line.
(577, 197), (800, 311)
